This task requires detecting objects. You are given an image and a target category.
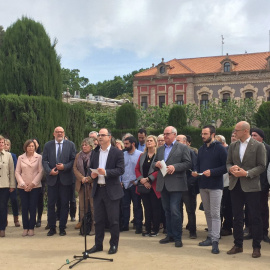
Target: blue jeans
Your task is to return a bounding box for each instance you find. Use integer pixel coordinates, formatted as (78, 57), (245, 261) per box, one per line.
(121, 185), (143, 229)
(161, 187), (182, 241)
(0, 188), (10, 230)
(19, 188), (41, 230)
(9, 188), (19, 216)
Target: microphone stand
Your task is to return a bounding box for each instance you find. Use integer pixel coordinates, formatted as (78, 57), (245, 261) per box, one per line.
(69, 182), (113, 269)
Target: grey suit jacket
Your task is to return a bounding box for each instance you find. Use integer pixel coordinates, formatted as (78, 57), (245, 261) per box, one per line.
(226, 137), (266, 192)
(42, 140), (76, 186)
(153, 141), (192, 192)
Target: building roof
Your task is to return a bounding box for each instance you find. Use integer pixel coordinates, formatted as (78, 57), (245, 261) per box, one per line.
(134, 52), (270, 78)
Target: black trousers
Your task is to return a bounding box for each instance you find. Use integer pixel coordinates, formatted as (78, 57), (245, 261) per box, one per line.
(181, 190), (197, 233)
(47, 179), (71, 229)
(221, 187), (233, 231)
(141, 189), (162, 233)
(94, 186), (121, 248)
(230, 181), (262, 249)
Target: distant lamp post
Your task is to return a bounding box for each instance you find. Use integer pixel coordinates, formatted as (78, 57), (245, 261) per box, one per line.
(211, 120), (216, 127)
(92, 121), (97, 128)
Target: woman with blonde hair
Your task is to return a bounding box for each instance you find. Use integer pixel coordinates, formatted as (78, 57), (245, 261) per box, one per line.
(73, 138), (95, 235)
(135, 135), (162, 236)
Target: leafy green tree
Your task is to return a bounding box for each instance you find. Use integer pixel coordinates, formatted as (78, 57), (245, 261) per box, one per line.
(61, 68), (90, 98)
(254, 101), (270, 128)
(116, 103), (137, 129)
(168, 105), (187, 129)
(0, 17), (62, 99)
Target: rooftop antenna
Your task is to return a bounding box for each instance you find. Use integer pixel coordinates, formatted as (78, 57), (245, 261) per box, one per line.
(221, 35), (224, 55)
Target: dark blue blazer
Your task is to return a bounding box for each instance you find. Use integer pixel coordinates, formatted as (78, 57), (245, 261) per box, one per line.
(42, 140), (76, 186)
(90, 145), (124, 201)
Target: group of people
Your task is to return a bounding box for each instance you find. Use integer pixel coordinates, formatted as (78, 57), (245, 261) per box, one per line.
(0, 121), (270, 258)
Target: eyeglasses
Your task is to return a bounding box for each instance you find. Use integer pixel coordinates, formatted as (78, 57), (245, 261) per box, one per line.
(146, 140), (154, 142)
(55, 131), (64, 134)
(97, 134), (110, 137)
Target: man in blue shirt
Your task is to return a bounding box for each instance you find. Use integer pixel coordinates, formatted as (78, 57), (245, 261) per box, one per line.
(121, 136), (143, 234)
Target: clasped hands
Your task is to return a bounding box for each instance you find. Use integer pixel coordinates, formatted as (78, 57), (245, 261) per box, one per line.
(229, 165), (248, 177)
(192, 170), (211, 177)
(139, 177), (151, 189)
(155, 161), (175, 174)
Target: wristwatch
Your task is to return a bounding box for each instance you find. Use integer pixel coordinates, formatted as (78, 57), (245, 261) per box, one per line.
(246, 171), (249, 177)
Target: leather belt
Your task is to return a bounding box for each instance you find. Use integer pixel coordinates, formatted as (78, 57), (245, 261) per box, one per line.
(97, 184), (106, 187)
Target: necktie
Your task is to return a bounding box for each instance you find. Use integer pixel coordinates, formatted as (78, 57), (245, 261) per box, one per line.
(56, 143), (61, 163)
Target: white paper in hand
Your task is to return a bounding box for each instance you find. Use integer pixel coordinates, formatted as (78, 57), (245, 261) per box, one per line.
(90, 168), (99, 174)
(160, 160), (167, 177)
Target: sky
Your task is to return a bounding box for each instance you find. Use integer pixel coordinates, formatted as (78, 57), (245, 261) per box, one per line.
(1, 0), (270, 84)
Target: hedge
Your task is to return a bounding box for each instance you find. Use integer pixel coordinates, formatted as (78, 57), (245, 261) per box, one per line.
(0, 94), (85, 155)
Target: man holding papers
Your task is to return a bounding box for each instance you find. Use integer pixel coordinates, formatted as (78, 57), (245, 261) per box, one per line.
(154, 126), (191, 248)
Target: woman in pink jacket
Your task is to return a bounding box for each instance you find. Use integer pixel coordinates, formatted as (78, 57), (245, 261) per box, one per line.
(15, 140), (43, 236)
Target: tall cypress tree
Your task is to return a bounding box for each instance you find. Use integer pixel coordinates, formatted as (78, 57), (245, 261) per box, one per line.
(0, 17), (62, 99)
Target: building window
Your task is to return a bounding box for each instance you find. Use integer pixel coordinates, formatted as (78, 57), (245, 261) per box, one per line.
(160, 66), (165, 74)
(159, 96), (165, 108)
(267, 92), (270, 101)
(200, 94), (209, 107)
(175, 95), (184, 105)
(224, 62), (230, 72)
(222, 93), (230, 103)
(245, 92), (253, 99)
(141, 96), (148, 109)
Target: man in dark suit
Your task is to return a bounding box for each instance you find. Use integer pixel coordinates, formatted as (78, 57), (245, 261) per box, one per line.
(42, 126), (76, 236)
(226, 121), (266, 258)
(87, 128), (124, 255)
(154, 126), (191, 248)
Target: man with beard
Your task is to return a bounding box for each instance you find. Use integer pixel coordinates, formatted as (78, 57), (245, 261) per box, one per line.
(120, 136), (143, 233)
(192, 125), (227, 254)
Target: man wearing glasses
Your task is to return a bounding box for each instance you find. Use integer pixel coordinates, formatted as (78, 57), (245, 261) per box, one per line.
(87, 128), (124, 255)
(227, 121), (266, 258)
(154, 126), (191, 248)
(42, 126), (76, 237)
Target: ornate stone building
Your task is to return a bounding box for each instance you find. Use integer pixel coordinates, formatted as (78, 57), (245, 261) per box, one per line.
(133, 52), (270, 108)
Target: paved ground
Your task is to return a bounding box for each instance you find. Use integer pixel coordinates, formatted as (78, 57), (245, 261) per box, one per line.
(1, 200), (270, 270)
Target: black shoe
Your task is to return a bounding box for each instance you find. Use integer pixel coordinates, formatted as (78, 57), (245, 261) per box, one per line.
(189, 232), (197, 239)
(212, 241), (220, 254)
(70, 217), (76, 222)
(59, 229), (66, 236)
(263, 234), (270, 243)
(243, 233), (252, 240)
(159, 236), (174, 244)
(150, 232), (159, 237)
(47, 228), (56, 236)
(220, 228), (232, 236)
(142, 231), (151, 237)
(199, 237), (212, 246)
(175, 240), (183, 248)
(36, 220), (41, 228)
(135, 228), (142, 234)
(108, 245), (118, 254)
(120, 226), (129, 232)
(86, 245), (103, 254)
(45, 223), (50, 230)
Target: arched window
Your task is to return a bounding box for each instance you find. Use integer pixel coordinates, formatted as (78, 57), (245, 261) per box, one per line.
(245, 92), (253, 99)
(222, 93), (230, 103)
(224, 62), (230, 72)
(141, 96), (148, 109)
(200, 94), (209, 107)
(268, 92), (270, 101)
(159, 96), (165, 108)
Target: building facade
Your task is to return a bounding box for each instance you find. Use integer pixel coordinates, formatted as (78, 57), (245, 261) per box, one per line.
(133, 52), (270, 108)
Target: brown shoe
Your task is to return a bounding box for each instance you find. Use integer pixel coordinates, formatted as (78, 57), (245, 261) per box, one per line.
(252, 248), (261, 258)
(14, 216), (21, 227)
(0, 230), (5, 237)
(227, 245), (243, 255)
(75, 222), (81, 230)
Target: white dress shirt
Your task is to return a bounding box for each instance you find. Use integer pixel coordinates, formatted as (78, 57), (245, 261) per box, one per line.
(239, 136), (251, 162)
(97, 144), (111, 184)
